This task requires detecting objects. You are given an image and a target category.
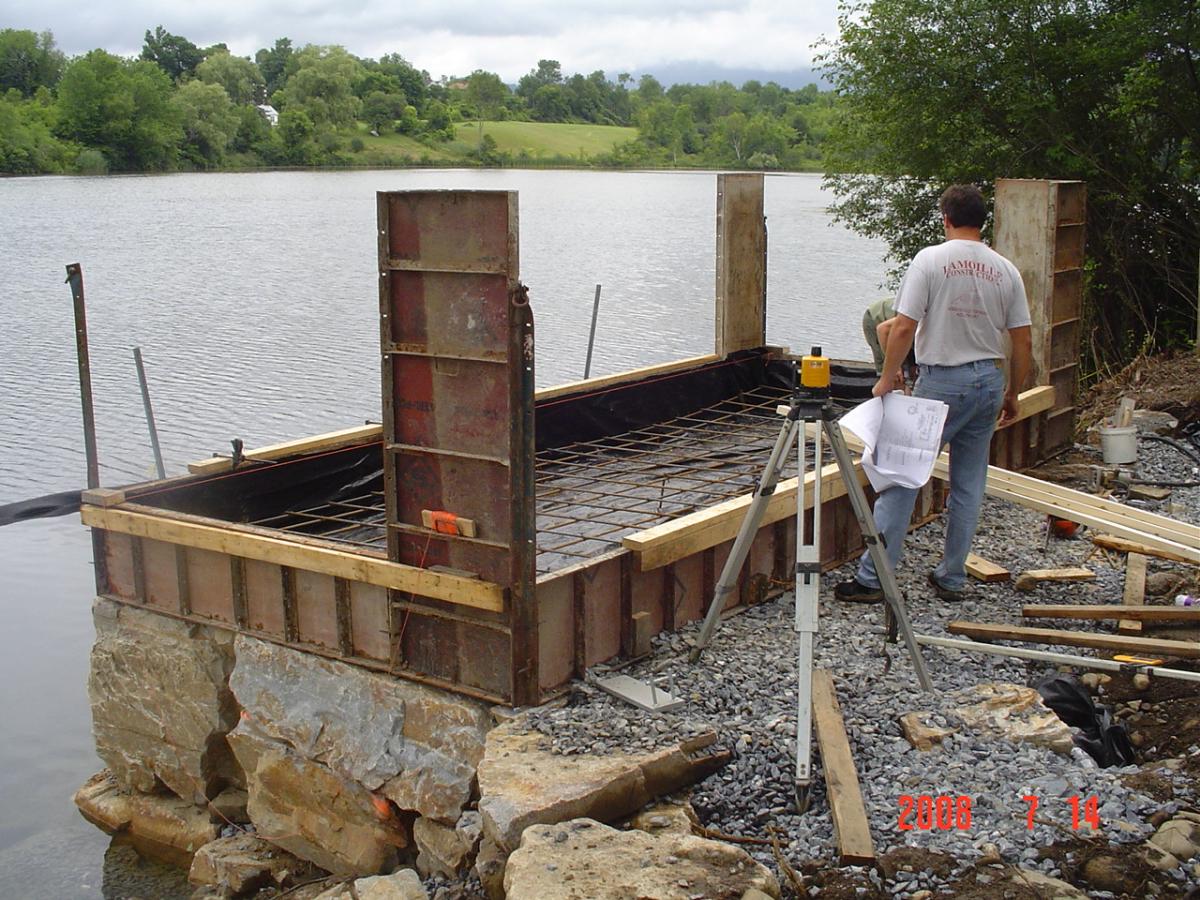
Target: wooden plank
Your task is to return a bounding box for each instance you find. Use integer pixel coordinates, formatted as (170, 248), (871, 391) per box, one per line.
(966, 553), (1010, 582)
(715, 173), (766, 356)
(1013, 567), (1095, 591)
(80, 505), (505, 612)
(1093, 534), (1199, 567)
(535, 354), (721, 402)
(1021, 604), (1200, 623)
(947, 621), (1200, 659)
(187, 424), (384, 475)
(81, 487), (126, 507)
(1119, 553), (1147, 635)
(811, 669), (876, 865)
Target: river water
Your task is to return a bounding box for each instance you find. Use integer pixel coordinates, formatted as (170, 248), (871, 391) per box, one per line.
(0, 169), (887, 896)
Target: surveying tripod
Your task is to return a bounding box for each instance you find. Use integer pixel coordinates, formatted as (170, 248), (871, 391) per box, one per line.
(689, 347), (932, 810)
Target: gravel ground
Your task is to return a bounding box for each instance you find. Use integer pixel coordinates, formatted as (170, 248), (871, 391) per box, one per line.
(520, 437), (1200, 897)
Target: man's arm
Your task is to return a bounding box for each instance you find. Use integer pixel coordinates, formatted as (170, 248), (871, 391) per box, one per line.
(872, 314), (918, 397)
(998, 325), (1033, 425)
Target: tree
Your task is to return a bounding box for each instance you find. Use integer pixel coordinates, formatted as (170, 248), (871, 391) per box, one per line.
(465, 69), (507, 141)
(196, 50), (264, 105)
(0, 29), (64, 96)
(255, 38), (294, 98)
(530, 83), (570, 122)
(362, 90), (406, 132)
(377, 53), (428, 108)
(172, 79), (238, 167)
(516, 59), (563, 100)
(141, 26), (204, 81)
(55, 50), (180, 170)
(820, 0), (1200, 366)
(277, 45), (363, 129)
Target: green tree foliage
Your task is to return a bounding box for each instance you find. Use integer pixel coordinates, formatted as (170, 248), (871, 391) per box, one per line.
(171, 79), (238, 167)
(362, 90), (407, 132)
(820, 0), (1199, 363)
(255, 38), (294, 99)
(277, 45), (362, 129)
(516, 59), (563, 100)
(377, 53), (428, 108)
(196, 50), (264, 105)
(141, 26), (204, 81)
(465, 69), (507, 139)
(0, 88), (75, 172)
(55, 50), (180, 170)
(0, 29), (64, 96)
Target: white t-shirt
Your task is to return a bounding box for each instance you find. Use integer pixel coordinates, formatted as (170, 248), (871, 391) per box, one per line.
(895, 239), (1032, 367)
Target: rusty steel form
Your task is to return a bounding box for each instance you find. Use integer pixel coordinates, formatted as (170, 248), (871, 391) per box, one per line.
(248, 383), (797, 577)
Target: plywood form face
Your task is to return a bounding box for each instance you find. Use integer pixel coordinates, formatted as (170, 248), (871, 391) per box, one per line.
(994, 179), (1053, 386)
(715, 173), (766, 356)
(185, 547), (235, 623)
(142, 538), (181, 611)
(382, 191), (517, 274)
(630, 564), (665, 635)
(294, 570), (339, 650)
(349, 582), (391, 662)
(244, 559), (286, 634)
(104, 532), (138, 602)
(672, 554), (706, 626)
(536, 575), (574, 690)
(582, 557), (622, 667)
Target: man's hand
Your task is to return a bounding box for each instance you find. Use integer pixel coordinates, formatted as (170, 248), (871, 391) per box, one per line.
(998, 390), (1019, 426)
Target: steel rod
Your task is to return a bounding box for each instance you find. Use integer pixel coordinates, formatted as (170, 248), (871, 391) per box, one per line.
(65, 263), (100, 489)
(584, 283), (601, 379)
(132, 347), (166, 479)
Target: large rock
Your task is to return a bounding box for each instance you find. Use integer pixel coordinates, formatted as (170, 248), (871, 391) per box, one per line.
(628, 798), (699, 837)
(1001, 868), (1088, 898)
(189, 833), (320, 896)
(228, 727), (408, 875)
(413, 815), (477, 879)
(230, 636), (490, 822)
(88, 598), (242, 803)
(503, 818), (780, 900)
(74, 770), (219, 866)
(314, 869), (427, 900)
(1149, 813), (1200, 861)
(950, 683), (1074, 754)
(477, 723), (729, 852)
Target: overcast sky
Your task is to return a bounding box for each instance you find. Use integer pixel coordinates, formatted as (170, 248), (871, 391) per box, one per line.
(4, 0), (845, 86)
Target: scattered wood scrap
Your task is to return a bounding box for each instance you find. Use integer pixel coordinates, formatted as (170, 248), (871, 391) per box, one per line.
(1119, 553), (1147, 635)
(1013, 567), (1096, 592)
(947, 621), (1200, 659)
(1020, 604), (1200, 623)
(1093, 533), (1199, 567)
(811, 669), (875, 866)
(966, 553), (1010, 582)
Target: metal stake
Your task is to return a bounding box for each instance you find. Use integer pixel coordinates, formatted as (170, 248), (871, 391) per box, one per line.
(65, 263), (99, 490)
(133, 347), (166, 479)
(584, 283), (602, 379)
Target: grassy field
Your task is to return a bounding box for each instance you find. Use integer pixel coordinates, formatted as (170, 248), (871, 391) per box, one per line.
(451, 120), (638, 160)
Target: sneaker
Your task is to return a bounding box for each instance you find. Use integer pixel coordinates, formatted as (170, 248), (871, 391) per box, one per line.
(928, 571), (964, 602)
(834, 578), (883, 603)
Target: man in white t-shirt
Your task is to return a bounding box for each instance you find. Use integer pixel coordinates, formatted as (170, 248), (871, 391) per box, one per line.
(836, 185), (1033, 603)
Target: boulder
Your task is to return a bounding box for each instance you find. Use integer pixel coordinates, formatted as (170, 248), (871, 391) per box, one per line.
(88, 598), (242, 803)
(628, 798), (699, 837)
(474, 836), (508, 900)
(189, 833), (319, 895)
(314, 869), (427, 899)
(949, 683), (1074, 754)
(228, 727), (408, 875)
(73, 770), (219, 866)
(1149, 814), (1200, 861)
(230, 636), (490, 822)
(503, 818), (780, 899)
(1003, 868), (1088, 899)
(898, 712), (954, 751)
(413, 816), (475, 879)
(477, 722), (729, 852)
(1140, 841), (1182, 872)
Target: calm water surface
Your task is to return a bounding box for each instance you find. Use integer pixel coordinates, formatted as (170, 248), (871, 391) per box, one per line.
(0, 169), (887, 896)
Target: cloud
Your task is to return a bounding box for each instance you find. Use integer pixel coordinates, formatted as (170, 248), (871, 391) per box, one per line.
(7, 0), (841, 82)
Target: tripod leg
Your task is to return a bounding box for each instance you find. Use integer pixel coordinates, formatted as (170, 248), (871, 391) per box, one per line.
(794, 417), (820, 809)
(689, 414), (801, 662)
(825, 419), (933, 691)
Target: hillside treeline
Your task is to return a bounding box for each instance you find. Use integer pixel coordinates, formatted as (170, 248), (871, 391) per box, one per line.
(0, 27), (835, 174)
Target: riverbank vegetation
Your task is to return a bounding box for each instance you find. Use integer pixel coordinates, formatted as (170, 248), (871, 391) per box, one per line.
(820, 0), (1198, 368)
(0, 27), (834, 175)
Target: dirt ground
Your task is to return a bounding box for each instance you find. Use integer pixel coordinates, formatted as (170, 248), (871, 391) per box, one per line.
(1075, 349), (1200, 434)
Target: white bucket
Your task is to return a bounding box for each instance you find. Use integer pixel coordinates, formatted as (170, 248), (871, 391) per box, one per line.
(1098, 425), (1137, 464)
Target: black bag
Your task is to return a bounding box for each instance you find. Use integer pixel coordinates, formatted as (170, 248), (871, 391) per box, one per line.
(1036, 674), (1136, 767)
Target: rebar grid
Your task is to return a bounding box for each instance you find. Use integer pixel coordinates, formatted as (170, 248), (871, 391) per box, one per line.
(249, 383), (796, 576)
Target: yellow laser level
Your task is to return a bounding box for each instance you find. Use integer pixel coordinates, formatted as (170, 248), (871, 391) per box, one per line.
(800, 345), (830, 391)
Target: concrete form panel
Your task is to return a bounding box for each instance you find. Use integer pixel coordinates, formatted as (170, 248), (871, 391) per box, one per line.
(142, 538), (181, 612)
(715, 173), (766, 356)
(104, 532), (137, 602)
(583, 558), (621, 666)
(630, 564), (665, 635)
(295, 570), (339, 649)
(244, 559), (286, 634)
(536, 575), (574, 690)
(349, 582), (390, 662)
(185, 547), (235, 623)
(673, 553), (706, 626)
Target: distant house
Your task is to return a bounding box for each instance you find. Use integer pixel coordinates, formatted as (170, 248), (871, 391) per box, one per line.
(257, 104), (279, 126)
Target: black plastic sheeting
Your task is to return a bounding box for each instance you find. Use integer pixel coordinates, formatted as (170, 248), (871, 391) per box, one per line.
(1036, 674), (1136, 767)
(3, 351), (878, 526)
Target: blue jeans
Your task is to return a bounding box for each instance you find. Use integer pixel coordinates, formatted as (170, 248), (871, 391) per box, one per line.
(856, 360), (1005, 591)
